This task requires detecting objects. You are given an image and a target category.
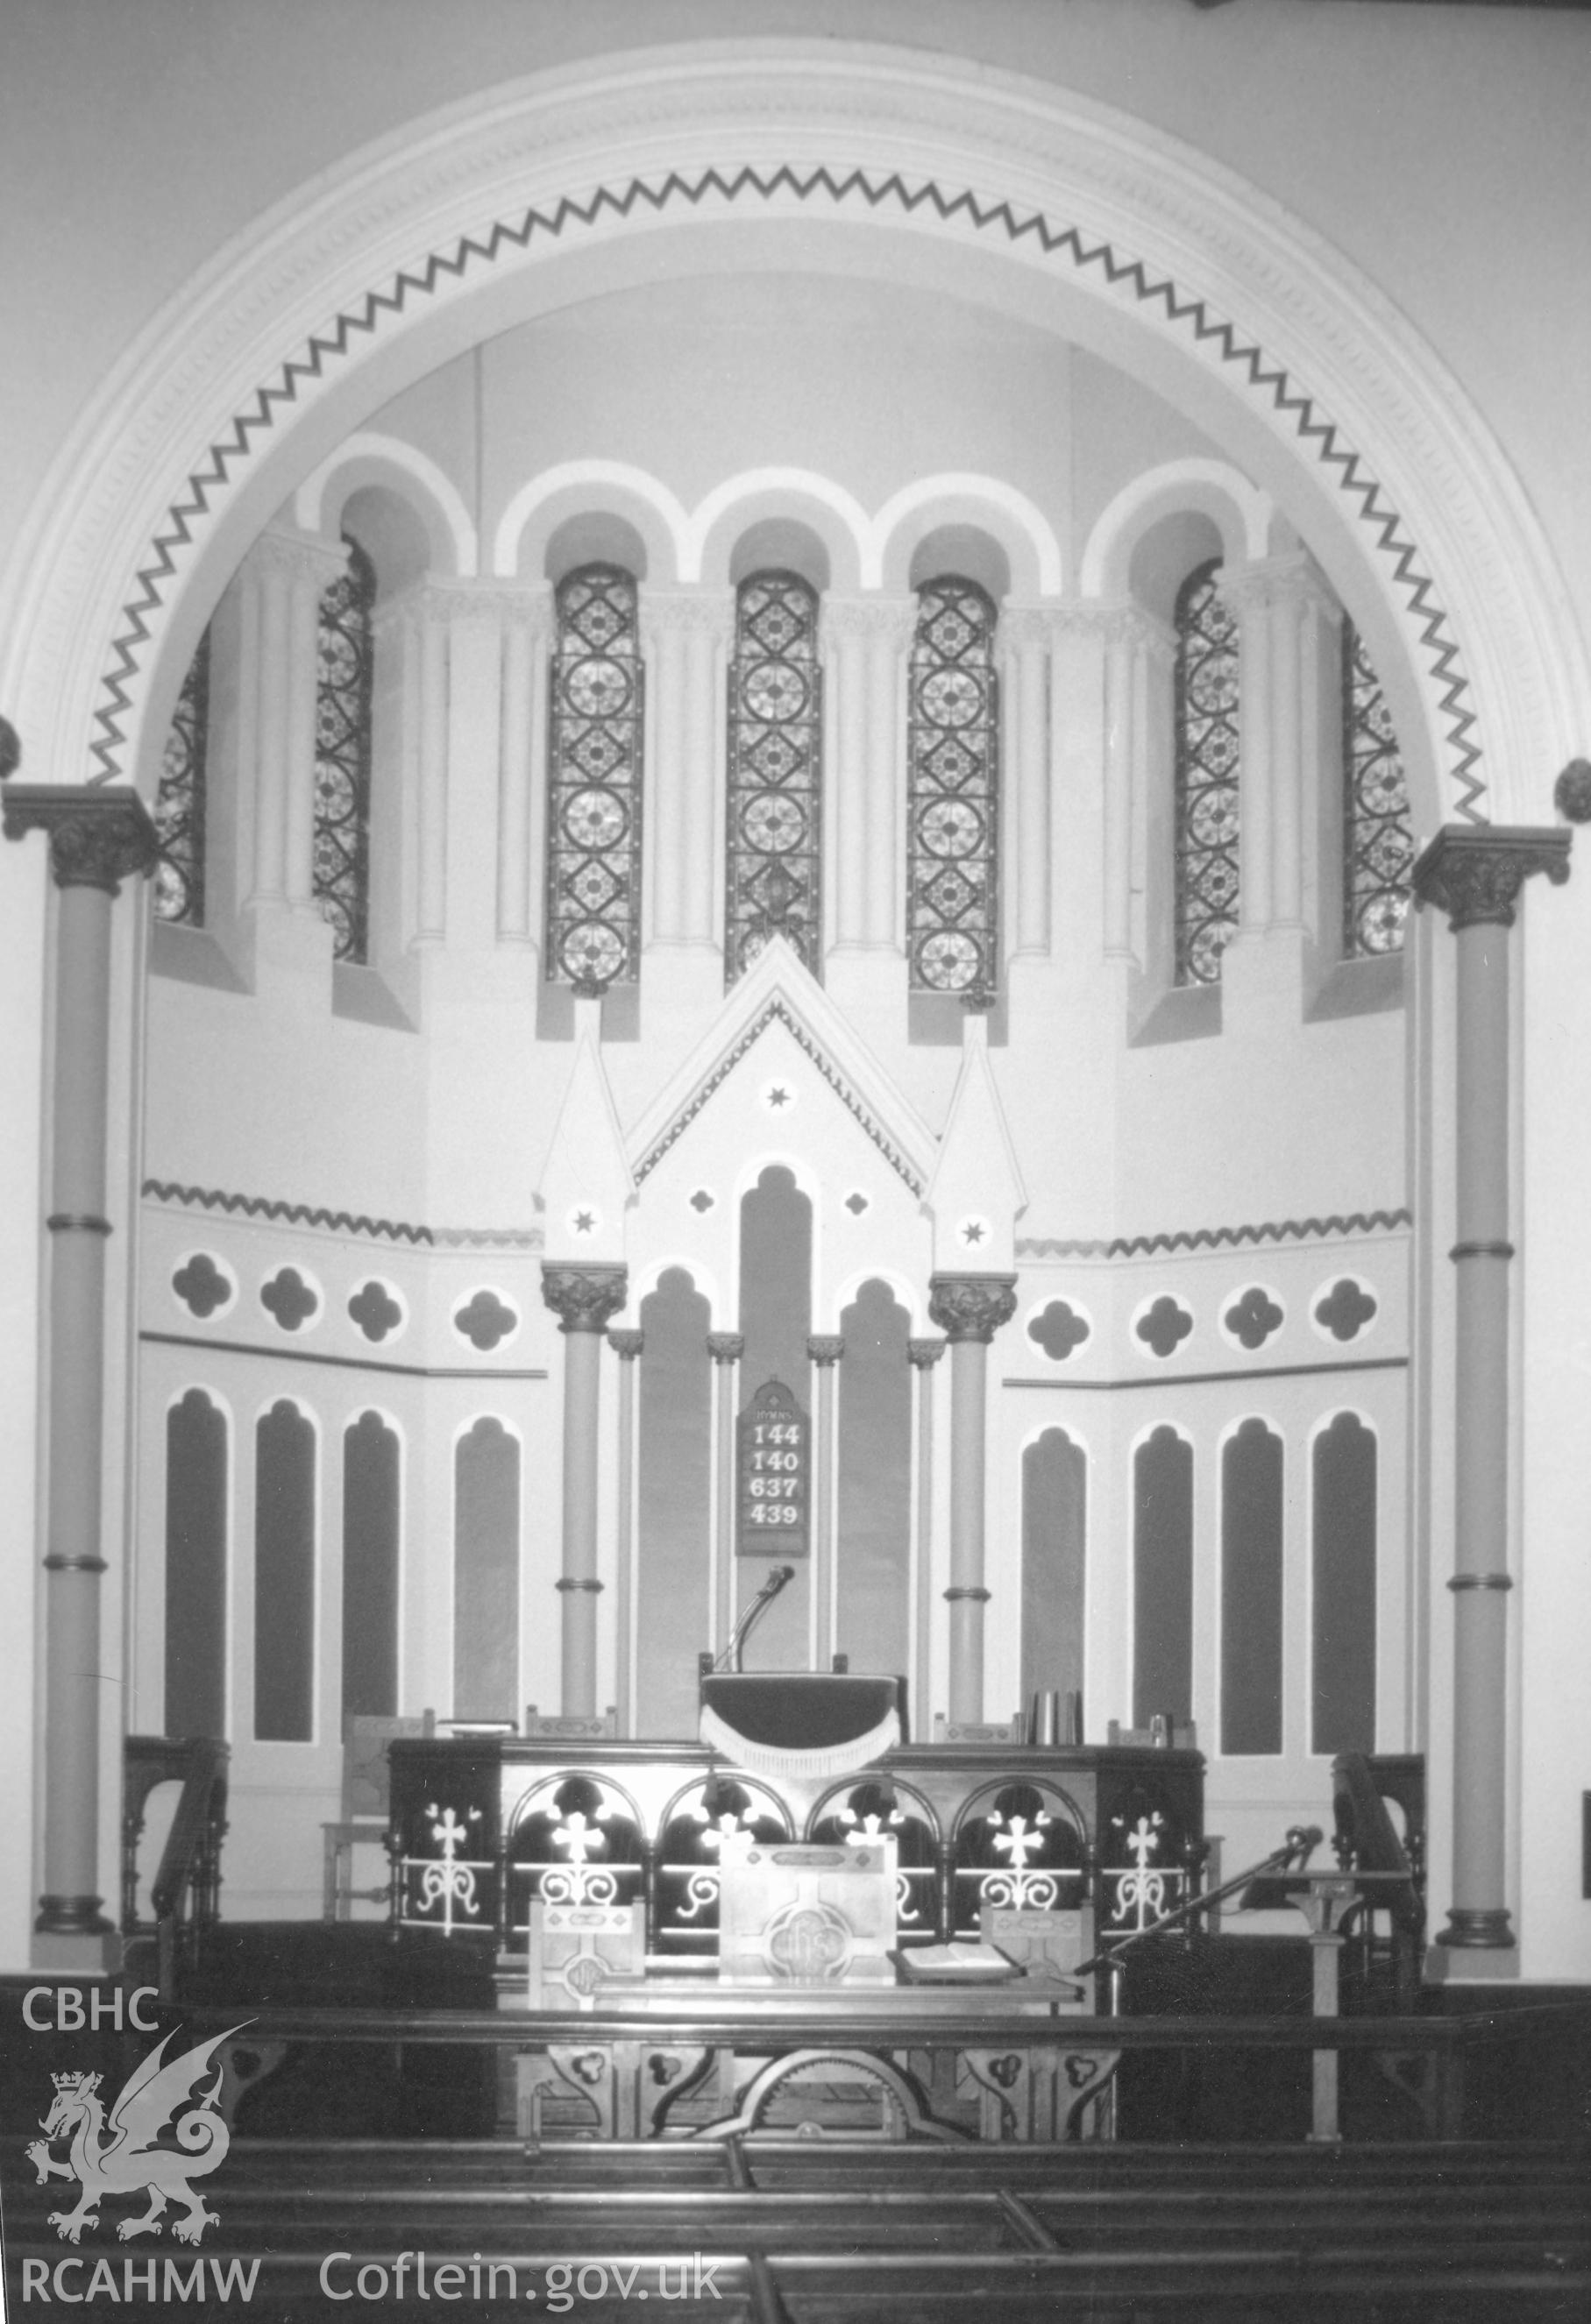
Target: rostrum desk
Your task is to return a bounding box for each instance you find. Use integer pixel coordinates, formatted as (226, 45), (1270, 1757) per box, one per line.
(387, 1733), (1205, 2143)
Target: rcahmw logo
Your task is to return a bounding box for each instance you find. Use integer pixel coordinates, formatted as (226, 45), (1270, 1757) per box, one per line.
(22, 2257), (261, 2304)
(24, 2021), (250, 2250)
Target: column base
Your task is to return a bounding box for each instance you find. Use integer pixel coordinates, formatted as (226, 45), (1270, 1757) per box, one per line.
(1434, 1906), (1516, 1951)
(33, 1906), (120, 1973)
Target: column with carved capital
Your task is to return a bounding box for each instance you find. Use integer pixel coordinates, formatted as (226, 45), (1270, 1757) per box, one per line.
(607, 1329), (644, 1736)
(412, 584), (452, 944)
(908, 1336), (947, 1732)
(541, 1263), (628, 1717)
(808, 1336), (845, 1669)
(1095, 605), (1174, 968)
(4, 787), (158, 1956)
(498, 587), (552, 946)
(1001, 605), (1056, 960)
(821, 599), (871, 955)
(707, 1333), (745, 1656)
(1412, 825), (1570, 1956)
(927, 1274), (1018, 1722)
(864, 599), (917, 949)
(1220, 554), (1341, 949)
(643, 592), (731, 961)
(245, 526), (349, 925)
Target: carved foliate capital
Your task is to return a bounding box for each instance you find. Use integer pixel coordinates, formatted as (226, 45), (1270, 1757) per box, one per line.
(640, 589), (735, 649)
(820, 594), (917, 651)
(3, 785), (159, 893)
(806, 1334), (845, 1367)
(607, 1328), (644, 1361)
(252, 522), (350, 594)
(0, 716), (19, 780)
(907, 1336), (948, 1369)
(541, 1261), (628, 1335)
(927, 1272), (1019, 1343)
(1411, 825), (1571, 932)
(707, 1331), (745, 1364)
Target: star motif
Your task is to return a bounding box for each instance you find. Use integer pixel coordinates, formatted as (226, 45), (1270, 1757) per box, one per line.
(572, 1210), (595, 1235)
(961, 1220), (986, 1245)
(767, 1085), (791, 1109)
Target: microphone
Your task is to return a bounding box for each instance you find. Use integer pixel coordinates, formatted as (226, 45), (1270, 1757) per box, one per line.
(712, 1563), (797, 1674)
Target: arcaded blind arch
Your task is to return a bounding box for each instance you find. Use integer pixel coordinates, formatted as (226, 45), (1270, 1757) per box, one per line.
(725, 570), (823, 982)
(835, 1279), (911, 1676)
(165, 1388), (228, 1739)
(1311, 1411), (1378, 1754)
(342, 1411), (400, 1722)
(906, 576), (1000, 996)
(313, 535), (375, 963)
(453, 1418), (520, 1722)
(1173, 558), (1240, 986)
(1220, 1418), (1284, 1756)
(254, 1399), (316, 1743)
(546, 562), (644, 989)
(1020, 1428), (1086, 1718)
(737, 1164), (815, 1671)
(636, 1268), (713, 1738)
(1341, 620), (1415, 958)
(1133, 1424), (1193, 1728)
(154, 627), (210, 930)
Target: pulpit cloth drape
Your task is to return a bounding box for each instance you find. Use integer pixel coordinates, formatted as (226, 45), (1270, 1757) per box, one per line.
(698, 1675), (902, 1781)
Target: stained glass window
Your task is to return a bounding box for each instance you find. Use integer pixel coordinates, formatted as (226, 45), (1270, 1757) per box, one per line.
(1342, 621), (1413, 956)
(1173, 559), (1240, 985)
(154, 627), (210, 927)
(546, 563), (643, 991)
(313, 537), (375, 964)
(907, 577), (999, 997)
(726, 571), (822, 983)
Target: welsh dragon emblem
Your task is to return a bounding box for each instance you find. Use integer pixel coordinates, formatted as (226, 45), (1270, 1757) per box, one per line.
(25, 2023), (246, 2245)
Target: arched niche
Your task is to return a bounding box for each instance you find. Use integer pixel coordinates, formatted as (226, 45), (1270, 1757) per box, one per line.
(907, 525), (1010, 605)
(728, 517), (831, 596)
(544, 509), (650, 585)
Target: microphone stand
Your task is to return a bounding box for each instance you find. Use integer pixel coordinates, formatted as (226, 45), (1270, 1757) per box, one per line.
(707, 1563), (796, 1676)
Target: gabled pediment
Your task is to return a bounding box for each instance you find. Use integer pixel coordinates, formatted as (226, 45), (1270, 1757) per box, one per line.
(625, 939), (938, 1195)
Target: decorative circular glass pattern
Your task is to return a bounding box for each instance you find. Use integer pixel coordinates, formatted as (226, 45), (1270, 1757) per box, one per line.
(547, 564), (643, 995)
(726, 571), (822, 983)
(908, 578), (999, 1000)
(741, 792), (807, 854)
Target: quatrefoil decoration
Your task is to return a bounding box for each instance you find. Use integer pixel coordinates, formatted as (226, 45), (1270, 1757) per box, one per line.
(453, 1288), (518, 1351)
(260, 1266), (319, 1332)
(171, 1252), (232, 1320)
(1315, 1277), (1377, 1343)
(1028, 1300), (1090, 1361)
(1224, 1286), (1283, 1350)
(348, 1279), (403, 1343)
(1135, 1295), (1194, 1360)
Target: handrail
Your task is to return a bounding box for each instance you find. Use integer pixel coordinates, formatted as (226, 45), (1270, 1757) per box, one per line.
(123, 1734), (230, 1999)
(1076, 1824), (1323, 1980)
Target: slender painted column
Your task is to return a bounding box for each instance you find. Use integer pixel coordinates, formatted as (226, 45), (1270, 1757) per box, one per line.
(707, 1332), (745, 1656)
(682, 596), (733, 947)
(4, 785), (157, 1953)
(1413, 825), (1570, 1952)
(808, 1336), (844, 1669)
(864, 599), (915, 948)
(908, 1336), (947, 1737)
(927, 1274), (1018, 1723)
(1100, 606), (1142, 960)
(1002, 606), (1055, 959)
(498, 587), (551, 946)
(541, 1263), (628, 1718)
(607, 1328), (644, 1738)
(643, 592), (728, 951)
(248, 535), (294, 903)
(415, 587), (451, 943)
(1220, 562), (1275, 939)
(822, 602), (871, 951)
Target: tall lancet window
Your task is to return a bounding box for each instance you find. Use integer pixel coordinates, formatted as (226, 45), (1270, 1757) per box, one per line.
(907, 577), (1000, 997)
(313, 535), (375, 963)
(546, 563), (643, 991)
(1342, 621), (1414, 957)
(1173, 559), (1241, 985)
(726, 570), (822, 982)
(154, 627), (210, 927)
